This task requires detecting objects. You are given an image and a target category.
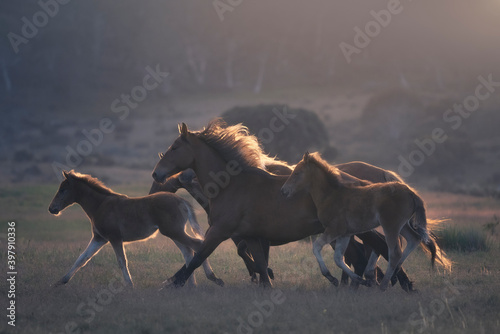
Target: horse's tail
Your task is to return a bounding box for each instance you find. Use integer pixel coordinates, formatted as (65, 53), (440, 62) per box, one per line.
(182, 200), (204, 239)
(410, 192), (452, 271)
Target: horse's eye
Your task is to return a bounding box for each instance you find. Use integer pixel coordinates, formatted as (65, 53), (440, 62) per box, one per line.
(171, 146), (177, 151)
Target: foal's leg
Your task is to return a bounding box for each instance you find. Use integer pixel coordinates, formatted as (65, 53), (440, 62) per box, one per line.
(379, 229), (403, 291)
(333, 236), (369, 286)
(54, 235), (108, 286)
(166, 226), (229, 289)
(312, 234), (339, 286)
(170, 233), (225, 286)
(110, 240), (133, 287)
(397, 225), (423, 271)
(172, 240), (197, 287)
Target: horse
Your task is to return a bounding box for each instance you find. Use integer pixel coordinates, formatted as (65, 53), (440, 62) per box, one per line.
(149, 169), (275, 283)
(281, 152), (452, 290)
(48, 170), (224, 288)
(151, 166), (416, 291)
(152, 120), (416, 289)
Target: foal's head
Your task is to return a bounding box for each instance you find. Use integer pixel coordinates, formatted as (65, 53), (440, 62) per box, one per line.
(281, 152), (342, 198)
(153, 123), (196, 183)
(280, 152), (314, 198)
(48, 171), (78, 215)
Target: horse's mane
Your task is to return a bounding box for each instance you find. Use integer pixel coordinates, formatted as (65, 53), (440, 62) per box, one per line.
(306, 152), (343, 187)
(68, 171), (120, 196)
(194, 119), (290, 171)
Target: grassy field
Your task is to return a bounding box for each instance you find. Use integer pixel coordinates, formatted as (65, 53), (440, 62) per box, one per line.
(1, 183), (500, 334)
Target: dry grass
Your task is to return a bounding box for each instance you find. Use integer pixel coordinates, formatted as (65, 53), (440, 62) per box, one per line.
(1, 185), (500, 333)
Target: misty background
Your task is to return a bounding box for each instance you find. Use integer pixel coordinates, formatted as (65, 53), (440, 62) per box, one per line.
(1, 0), (499, 196)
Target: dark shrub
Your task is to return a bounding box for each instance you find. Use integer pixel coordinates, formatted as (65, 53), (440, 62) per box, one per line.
(221, 104), (336, 164)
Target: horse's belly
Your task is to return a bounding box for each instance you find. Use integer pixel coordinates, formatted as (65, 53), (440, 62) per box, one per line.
(346, 216), (379, 235)
(122, 225), (159, 242)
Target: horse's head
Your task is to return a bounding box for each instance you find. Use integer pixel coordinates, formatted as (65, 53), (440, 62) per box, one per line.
(281, 152), (312, 198)
(48, 171), (77, 215)
(152, 123), (195, 183)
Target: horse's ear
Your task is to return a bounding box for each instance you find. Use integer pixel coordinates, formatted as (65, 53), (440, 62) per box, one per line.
(62, 170), (69, 179)
(179, 123), (188, 136)
(303, 151), (310, 161)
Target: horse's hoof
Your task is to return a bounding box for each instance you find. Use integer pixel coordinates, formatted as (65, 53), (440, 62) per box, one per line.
(327, 275), (339, 287)
(364, 279), (377, 288)
(259, 281), (273, 289)
(207, 273), (225, 287)
(162, 277), (174, 285)
(268, 268), (275, 280)
(379, 283), (389, 291)
(251, 274), (259, 284)
(52, 279), (67, 288)
(359, 279), (372, 287)
(161, 279), (185, 290)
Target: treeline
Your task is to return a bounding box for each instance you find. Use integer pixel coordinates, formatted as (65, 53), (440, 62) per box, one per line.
(1, 0), (498, 111)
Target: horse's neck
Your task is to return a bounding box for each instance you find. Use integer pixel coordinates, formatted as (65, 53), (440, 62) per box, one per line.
(192, 143), (236, 192)
(75, 183), (109, 221)
(309, 171), (341, 209)
(162, 177), (182, 192)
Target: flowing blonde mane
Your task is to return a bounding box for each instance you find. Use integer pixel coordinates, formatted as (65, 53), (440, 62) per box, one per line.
(194, 119), (289, 171)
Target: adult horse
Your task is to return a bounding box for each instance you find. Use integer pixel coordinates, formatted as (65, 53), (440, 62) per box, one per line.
(150, 169), (275, 283)
(152, 120), (413, 288)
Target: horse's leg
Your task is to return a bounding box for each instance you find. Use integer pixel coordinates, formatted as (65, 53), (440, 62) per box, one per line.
(397, 224), (423, 271)
(363, 251), (380, 287)
(345, 237), (369, 290)
(54, 235), (108, 287)
(110, 240), (133, 287)
(358, 230), (407, 288)
(166, 226), (228, 289)
(245, 237), (272, 288)
(234, 238), (258, 282)
(396, 266), (416, 293)
(172, 240), (197, 287)
(332, 236), (369, 286)
(260, 238), (274, 280)
(312, 234), (339, 286)
(379, 228), (403, 291)
(170, 233), (224, 287)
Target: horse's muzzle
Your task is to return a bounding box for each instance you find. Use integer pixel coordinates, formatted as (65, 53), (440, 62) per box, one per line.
(49, 207), (59, 215)
(152, 171), (166, 184)
(280, 186), (290, 198)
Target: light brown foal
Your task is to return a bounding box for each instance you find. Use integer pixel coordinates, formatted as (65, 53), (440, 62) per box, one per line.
(48, 170), (224, 288)
(281, 152), (451, 290)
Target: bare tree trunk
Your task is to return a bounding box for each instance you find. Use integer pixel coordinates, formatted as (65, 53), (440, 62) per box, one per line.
(225, 40), (236, 89)
(254, 52), (268, 94)
(1, 59), (12, 94)
(186, 43), (207, 85)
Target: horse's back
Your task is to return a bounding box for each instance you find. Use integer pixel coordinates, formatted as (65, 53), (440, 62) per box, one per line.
(336, 161), (402, 184)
